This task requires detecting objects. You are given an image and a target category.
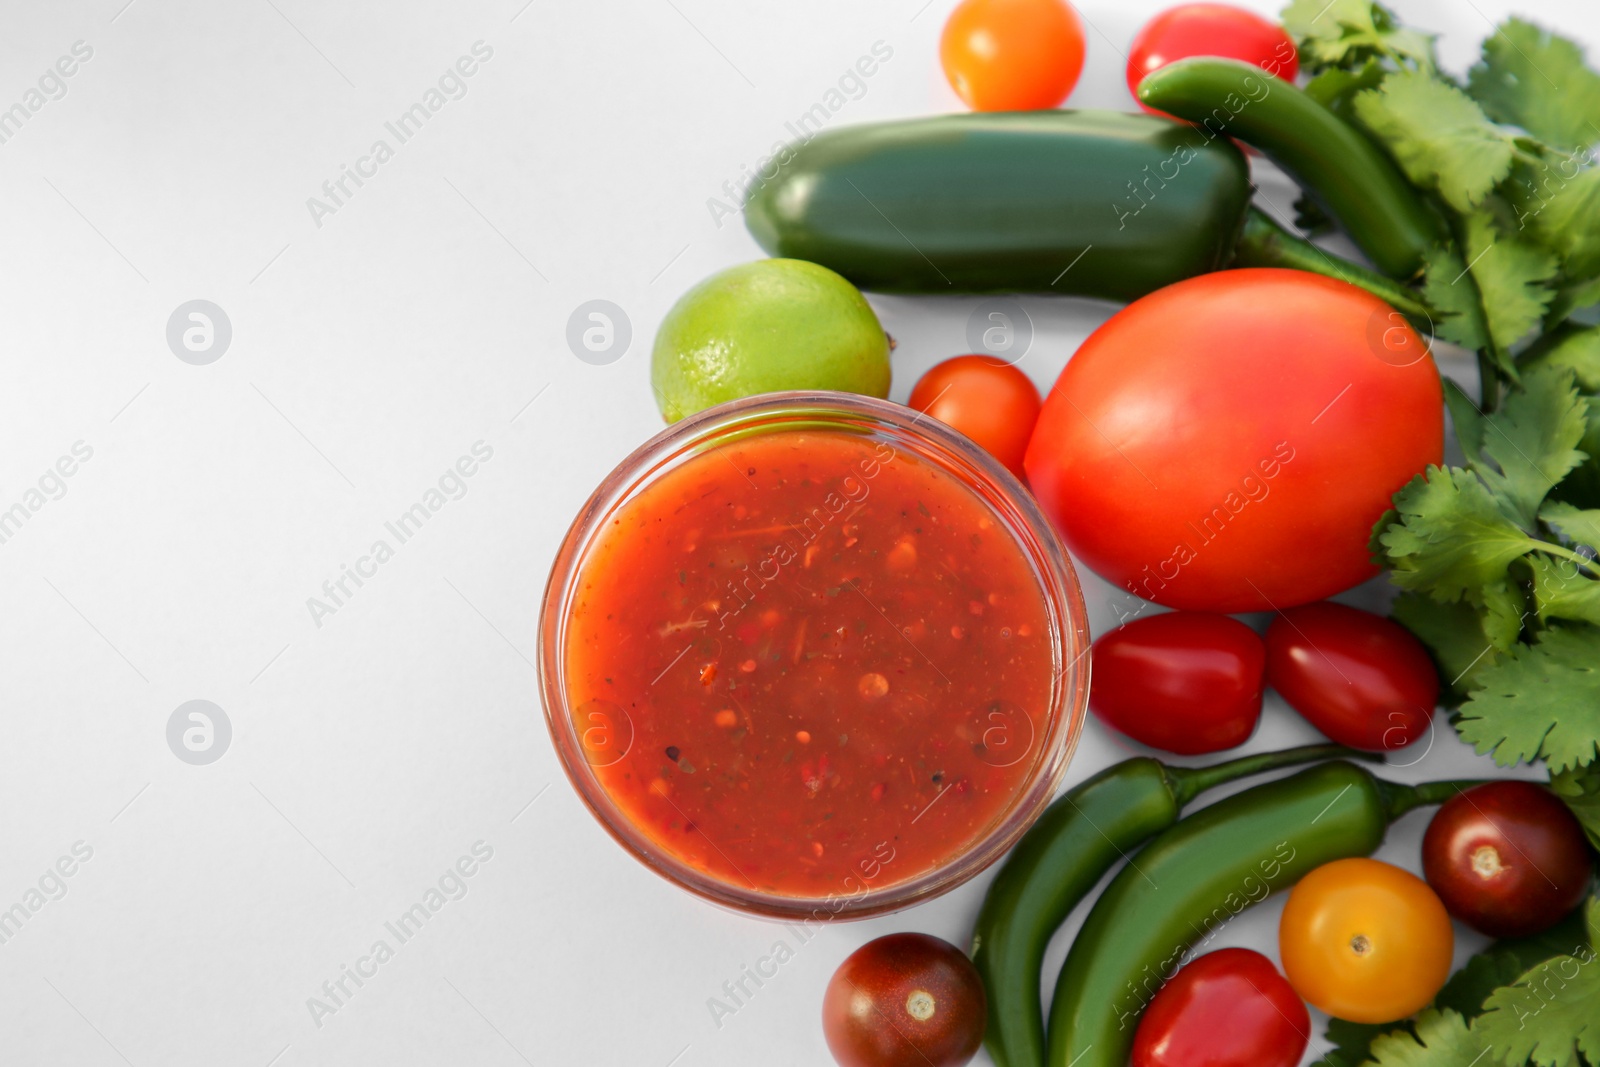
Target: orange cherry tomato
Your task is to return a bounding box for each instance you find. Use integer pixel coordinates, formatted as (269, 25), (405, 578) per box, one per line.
(940, 0), (1087, 112)
(1278, 858), (1454, 1024)
(908, 356), (1041, 477)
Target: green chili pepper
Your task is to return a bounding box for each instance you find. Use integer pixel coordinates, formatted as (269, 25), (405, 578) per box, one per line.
(743, 110), (1252, 302)
(1137, 57), (1445, 280)
(971, 743), (1361, 1067)
(1232, 207), (1435, 321)
(1045, 761), (1484, 1067)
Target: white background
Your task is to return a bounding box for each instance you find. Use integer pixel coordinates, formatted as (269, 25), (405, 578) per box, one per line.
(0, 0), (1591, 1064)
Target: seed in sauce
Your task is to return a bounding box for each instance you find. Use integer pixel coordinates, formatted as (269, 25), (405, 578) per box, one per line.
(859, 672), (890, 699)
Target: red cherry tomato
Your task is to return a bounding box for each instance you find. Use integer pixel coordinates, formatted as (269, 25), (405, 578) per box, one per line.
(1421, 781), (1593, 938)
(822, 933), (986, 1067)
(1264, 601), (1438, 752)
(1089, 611), (1265, 754)
(1025, 270), (1444, 612)
(908, 356), (1041, 477)
(1131, 948), (1310, 1067)
(1127, 4), (1299, 115)
(941, 0), (1087, 112)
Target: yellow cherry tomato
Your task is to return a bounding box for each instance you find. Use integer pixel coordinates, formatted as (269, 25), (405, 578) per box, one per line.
(1278, 858), (1454, 1024)
(940, 0), (1087, 112)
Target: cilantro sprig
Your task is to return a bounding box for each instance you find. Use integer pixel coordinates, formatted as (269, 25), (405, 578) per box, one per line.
(1372, 363), (1600, 772)
(1285, 3), (1600, 405)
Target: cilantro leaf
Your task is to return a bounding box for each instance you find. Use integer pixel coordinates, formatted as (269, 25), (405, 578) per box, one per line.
(1542, 500), (1600, 551)
(1523, 324), (1600, 393)
(1529, 555), (1600, 626)
(1313, 1017), (1404, 1067)
(1461, 210), (1561, 354)
(1558, 398), (1600, 510)
(1434, 952), (1525, 1018)
(1282, 0), (1378, 68)
(1390, 591), (1499, 698)
(1422, 247), (1490, 352)
(1353, 72), (1515, 212)
(1435, 905), (1592, 1016)
(1456, 626), (1600, 771)
(1282, 0), (1434, 73)
(1471, 365), (1588, 526)
(1377, 466), (1544, 600)
(1534, 167), (1600, 282)
(1478, 579), (1529, 649)
(1550, 763), (1600, 851)
(1467, 18), (1600, 152)
(1474, 898), (1600, 1067)
(1547, 276), (1600, 327)
(1304, 59), (1388, 120)
(1362, 1009), (1479, 1067)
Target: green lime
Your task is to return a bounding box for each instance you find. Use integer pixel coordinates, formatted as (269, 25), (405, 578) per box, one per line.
(651, 259), (891, 422)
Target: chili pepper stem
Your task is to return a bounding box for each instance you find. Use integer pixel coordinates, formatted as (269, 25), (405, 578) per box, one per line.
(1375, 778), (1494, 821)
(1166, 743), (1371, 807)
(1232, 208), (1435, 322)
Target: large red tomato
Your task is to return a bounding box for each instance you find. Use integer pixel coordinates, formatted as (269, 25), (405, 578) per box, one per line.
(1024, 269), (1442, 612)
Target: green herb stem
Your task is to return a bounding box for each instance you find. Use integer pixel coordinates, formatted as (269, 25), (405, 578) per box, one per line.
(1540, 542), (1600, 579)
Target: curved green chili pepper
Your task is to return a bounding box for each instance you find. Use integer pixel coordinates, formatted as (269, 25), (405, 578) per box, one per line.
(1138, 57), (1445, 280)
(971, 743), (1361, 1067)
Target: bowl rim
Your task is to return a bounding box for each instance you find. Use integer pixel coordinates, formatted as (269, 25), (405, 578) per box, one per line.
(538, 390), (1091, 920)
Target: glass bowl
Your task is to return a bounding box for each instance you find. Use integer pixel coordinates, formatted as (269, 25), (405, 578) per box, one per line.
(539, 391), (1090, 920)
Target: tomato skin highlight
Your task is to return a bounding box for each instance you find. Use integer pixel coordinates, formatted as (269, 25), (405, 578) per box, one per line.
(940, 0), (1086, 112)
(1025, 269), (1443, 612)
(1131, 948), (1309, 1067)
(822, 933), (986, 1067)
(1127, 4), (1299, 115)
(909, 356), (1041, 477)
(1421, 781), (1594, 938)
(1264, 601), (1439, 752)
(1278, 858), (1454, 1024)
(1089, 612), (1265, 755)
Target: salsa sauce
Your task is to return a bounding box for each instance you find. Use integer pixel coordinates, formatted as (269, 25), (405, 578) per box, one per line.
(564, 429), (1055, 899)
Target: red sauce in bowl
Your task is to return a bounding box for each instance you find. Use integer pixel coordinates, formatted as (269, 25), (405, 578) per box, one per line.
(563, 427), (1057, 901)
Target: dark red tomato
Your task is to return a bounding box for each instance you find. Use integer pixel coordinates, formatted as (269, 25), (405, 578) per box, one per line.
(1127, 4), (1299, 115)
(1264, 601), (1438, 752)
(909, 356), (1042, 477)
(823, 934), (986, 1067)
(1421, 781), (1593, 938)
(1025, 270), (1443, 613)
(1132, 948), (1310, 1067)
(1089, 612), (1265, 754)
